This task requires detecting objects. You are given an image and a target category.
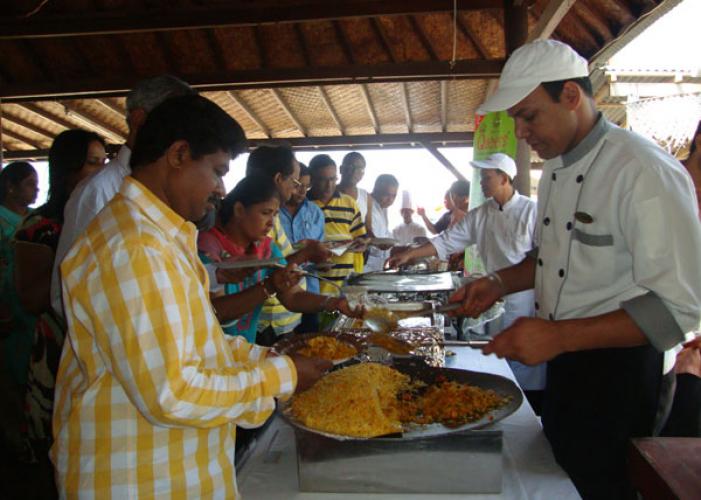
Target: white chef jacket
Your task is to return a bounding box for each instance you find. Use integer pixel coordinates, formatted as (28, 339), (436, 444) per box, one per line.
(365, 199), (391, 272)
(392, 221), (427, 246)
(534, 117), (701, 373)
(50, 145), (131, 315)
(431, 192), (546, 389)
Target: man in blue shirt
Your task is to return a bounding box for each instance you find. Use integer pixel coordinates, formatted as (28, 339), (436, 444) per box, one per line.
(280, 163), (326, 332)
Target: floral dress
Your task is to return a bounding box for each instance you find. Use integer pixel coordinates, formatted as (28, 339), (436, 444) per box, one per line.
(14, 214), (66, 443)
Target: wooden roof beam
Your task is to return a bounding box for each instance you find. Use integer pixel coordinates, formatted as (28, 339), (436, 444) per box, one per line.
(226, 91), (270, 138)
(1, 114), (55, 141)
(333, 20), (355, 64)
(358, 85), (379, 134)
(421, 142), (467, 182)
(18, 103), (74, 130)
(409, 16), (438, 60)
(1, 59), (505, 101)
(456, 14), (488, 59)
(399, 83), (413, 133)
(370, 18), (396, 63)
(0, 1), (502, 39)
(94, 98), (126, 118)
(61, 102), (126, 143)
(269, 89), (306, 137)
(2, 128), (43, 149)
(317, 87), (344, 134)
(526, 0), (577, 42)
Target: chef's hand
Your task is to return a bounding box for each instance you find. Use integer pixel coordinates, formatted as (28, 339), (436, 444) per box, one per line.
(348, 237), (369, 253)
(385, 249), (413, 269)
(417, 207), (426, 217)
(328, 296), (365, 318)
(674, 336), (701, 377)
(482, 318), (566, 365)
(447, 276), (502, 318)
(289, 354), (332, 393)
(295, 239), (333, 264)
(269, 265), (303, 294)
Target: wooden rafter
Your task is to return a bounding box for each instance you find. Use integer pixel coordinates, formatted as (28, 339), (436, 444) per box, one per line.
(409, 15), (437, 60)
(1, 114), (54, 141)
(399, 83), (413, 133)
(204, 29), (228, 70)
(0, 1), (502, 39)
(21, 39), (53, 81)
(293, 24), (312, 66)
(358, 85), (379, 134)
(504, 0), (528, 55)
(2, 128), (43, 149)
(440, 80), (447, 132)
(370, 18), (396, 63)
(94, 98), (125, 117)
(573, 1), (614, 43)
(421, 142), (467, 181)
(253, 26), (267, 68)
(1, 59), (505, 101)
(270, 89), (305, 136)
(226, 91), (270, 138)
(456, 13), (488, 59)
(317, 87), (344, 134)
(61, 102), (126, 142)
(156, 31), (179, 74)
(332, 20), (355, 64)
(526, 0), (577, 42)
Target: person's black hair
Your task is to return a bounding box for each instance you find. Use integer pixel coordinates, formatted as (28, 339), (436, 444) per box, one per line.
(450, 179), (471, 198)
(219, 174), (279, 226)
(299, 163), (310, 177)
(130, 94), (247, 171)
(340, 151), (365, 177)
(373, 174), (399, 194)
(690, 120), (701, 157)
(541, 77), (594, 102)
(44, 129), (104, 221)
(308, 154), (336, 177)
(0, 161), (36, 204)
(245, 145), (296, 178)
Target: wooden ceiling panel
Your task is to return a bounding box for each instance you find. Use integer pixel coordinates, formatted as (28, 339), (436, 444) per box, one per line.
(367, 83), (406, 133)
(238, 88), (303, 138)
(459, 10), (504, 59)
(405, 81), (441, 133)
(31, 38), (90, 81)
(0, 41), (45, 83)
(212, 27), (263, 71)
(419, 13), (479, 61)
(166, 30), (218, 76)
(299, 21), (349, 67)
(281, 87), (340, 136)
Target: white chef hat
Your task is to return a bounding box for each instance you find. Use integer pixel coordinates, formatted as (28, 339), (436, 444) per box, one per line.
(400, 190), (413, 210)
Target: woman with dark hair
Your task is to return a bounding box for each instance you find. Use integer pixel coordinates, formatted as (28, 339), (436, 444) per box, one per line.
(0, 161), (38, 464)
(198, 175), (361, 343)
(13, 129), (105, 485)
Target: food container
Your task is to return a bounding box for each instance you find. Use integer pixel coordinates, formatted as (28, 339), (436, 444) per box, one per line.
(283, 361), (522, 494)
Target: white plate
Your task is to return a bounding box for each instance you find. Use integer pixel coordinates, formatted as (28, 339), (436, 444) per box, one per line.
(368, 237), (398, 247)
(212, 257), (283, 270)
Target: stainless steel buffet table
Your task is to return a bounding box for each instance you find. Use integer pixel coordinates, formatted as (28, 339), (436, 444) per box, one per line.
(237, 347), (581, 499)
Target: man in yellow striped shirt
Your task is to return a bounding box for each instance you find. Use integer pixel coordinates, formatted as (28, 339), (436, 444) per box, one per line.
(308, 154), (367, 295)
(52, 95), (330, 498)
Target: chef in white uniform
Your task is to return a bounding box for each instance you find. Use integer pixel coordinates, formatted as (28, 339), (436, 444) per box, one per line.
(364, 174), (399, 272)
(387, 154), (545, 398)
(392, 191), (427, 246)
(450, 40), (701, 499)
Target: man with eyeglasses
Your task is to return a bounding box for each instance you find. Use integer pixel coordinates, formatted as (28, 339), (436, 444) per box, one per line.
(280, 163), (326, 332)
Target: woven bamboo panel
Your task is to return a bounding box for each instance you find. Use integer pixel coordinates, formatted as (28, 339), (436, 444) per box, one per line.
(460, 11), (504, 60)
(279, 87), (340, 137)
(338, 18), (390, 65)
(375, 16), (429, 62)
(80, 35), (132, 76)
(2, 103), (68, 141)
(238, 88), (304, 138)
(299, 21), (349, 66)
(367, 82), (407, 133)
(28, 38), (86, 81)
(165, 30), (218, 75)
(404, 81), (441, 133)
(419, 13), (479, 61)
(446, 80), (485, 132)
(119, 32), (170, 76)
(201, 91), (263, 139)
(260, 24), (307, 68)
(0, 40), (45, 82)
(212, 27), (262, 71)
(322, 84), (375, 135)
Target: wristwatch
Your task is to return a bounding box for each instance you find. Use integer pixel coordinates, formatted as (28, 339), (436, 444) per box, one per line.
(261, 278), (277, 299)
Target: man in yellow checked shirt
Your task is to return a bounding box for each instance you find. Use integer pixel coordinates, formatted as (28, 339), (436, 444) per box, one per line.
(52, 95), (331, 498)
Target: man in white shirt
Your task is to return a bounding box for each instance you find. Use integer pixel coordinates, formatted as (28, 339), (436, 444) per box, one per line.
(365, 174), (398, 272)
(387, 154), (544, 403)
(50, 75), (194, 315)
(448, 40), (701, 498)
(392, 190), (426, 246)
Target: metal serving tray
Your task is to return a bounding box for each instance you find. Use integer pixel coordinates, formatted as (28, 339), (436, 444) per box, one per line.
(347, 270), (456, 292)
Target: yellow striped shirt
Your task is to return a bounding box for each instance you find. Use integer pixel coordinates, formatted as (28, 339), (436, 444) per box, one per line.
(52, 177), (296, 499)
(313, 192), (367, 295)
(258, 215), (304, 334)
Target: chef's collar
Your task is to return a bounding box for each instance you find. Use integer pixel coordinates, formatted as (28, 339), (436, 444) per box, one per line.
(561, 113), (611, 168)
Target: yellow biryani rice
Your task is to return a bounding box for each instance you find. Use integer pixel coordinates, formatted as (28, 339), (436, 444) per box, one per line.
(296, 335), (357, 360)
(289, 363), (410, 438)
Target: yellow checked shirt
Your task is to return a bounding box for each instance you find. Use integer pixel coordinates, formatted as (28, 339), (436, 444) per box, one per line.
(257, 215), (304, 334)
(52, 177), (297, 499)
(313, 192), (366, 295)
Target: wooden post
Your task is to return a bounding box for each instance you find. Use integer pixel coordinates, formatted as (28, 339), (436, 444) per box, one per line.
(504, 0), (531, 197)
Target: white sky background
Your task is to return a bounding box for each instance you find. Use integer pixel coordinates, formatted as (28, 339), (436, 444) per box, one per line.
(23, 0), (697, 231)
